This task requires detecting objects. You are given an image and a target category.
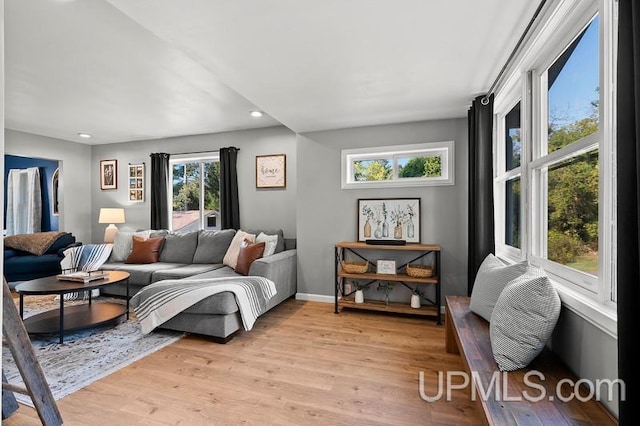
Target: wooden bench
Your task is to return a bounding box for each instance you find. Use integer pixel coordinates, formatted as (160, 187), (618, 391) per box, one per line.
(445, 295), (617, 425)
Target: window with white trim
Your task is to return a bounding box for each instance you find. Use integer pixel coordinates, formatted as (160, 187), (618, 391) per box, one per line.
(169, 153), (220, 233)
(494, 0), (617, 327)
(341, 141), (454, 189)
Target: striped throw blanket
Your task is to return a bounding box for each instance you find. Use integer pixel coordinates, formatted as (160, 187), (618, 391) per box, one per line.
(130, 276), (277, 334)
(59, 243), (113, 300)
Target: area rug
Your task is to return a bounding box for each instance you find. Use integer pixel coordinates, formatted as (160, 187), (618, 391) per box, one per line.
(2, 296), (184, 407)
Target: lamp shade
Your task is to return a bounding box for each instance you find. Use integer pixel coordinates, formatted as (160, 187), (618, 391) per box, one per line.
(99, 208), (125, 224)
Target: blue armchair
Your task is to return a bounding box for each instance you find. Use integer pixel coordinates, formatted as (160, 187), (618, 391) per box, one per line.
(3, 232), (81, 283)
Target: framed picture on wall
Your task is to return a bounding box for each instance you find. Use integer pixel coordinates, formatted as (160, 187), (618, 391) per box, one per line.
(128, 163), (144, 202)
(256, 154), (286, 188)
(357, 198), (421, 243)
(100, 159), (117, 190)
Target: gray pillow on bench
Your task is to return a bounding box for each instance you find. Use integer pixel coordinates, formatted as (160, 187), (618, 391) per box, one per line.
(490, 265), (561, 371)
(469, 254), (529, 322)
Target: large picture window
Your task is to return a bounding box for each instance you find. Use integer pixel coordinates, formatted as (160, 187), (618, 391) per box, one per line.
(493, 0), (616, 335)
(169, 154), (220, 233)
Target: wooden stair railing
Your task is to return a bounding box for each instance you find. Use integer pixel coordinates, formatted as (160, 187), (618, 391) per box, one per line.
(2, 278), (63, 425)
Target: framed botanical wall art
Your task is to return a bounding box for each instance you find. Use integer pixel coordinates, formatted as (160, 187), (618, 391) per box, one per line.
(100, 159), (117, 190)
(128, 163), (144, 202)
(358, 198), (421, 243)
(256, 154), (286, 188)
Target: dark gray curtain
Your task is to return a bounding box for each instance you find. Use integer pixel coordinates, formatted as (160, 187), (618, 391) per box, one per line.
(219, 147), (240, 230)
(150, 153), (170, 230)
(617, 1), (640, 423)
(467, 94), (495, 295)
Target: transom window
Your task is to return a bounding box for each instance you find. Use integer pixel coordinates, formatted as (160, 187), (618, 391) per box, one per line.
(342, 141), (454, 189)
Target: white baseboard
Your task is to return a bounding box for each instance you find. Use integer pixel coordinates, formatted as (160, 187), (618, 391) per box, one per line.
(295, 293), (334, 303)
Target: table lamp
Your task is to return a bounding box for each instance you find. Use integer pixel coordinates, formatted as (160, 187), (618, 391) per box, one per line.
(98, 208), (125, 243)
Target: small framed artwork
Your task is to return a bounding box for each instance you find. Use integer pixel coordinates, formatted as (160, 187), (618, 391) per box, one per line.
(358, 198), (421, 243)
(128, 163), (144, 202)
(100, 159), (118, 190)
(256, 154), (286, 188)
(377, 260), (397, 275)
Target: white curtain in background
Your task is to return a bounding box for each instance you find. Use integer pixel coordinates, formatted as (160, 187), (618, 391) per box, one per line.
(6, 167), (42, 235)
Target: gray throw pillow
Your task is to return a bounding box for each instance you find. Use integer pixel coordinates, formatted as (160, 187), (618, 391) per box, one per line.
(193, 229), (237, 264)
(159, 231), (199, 264)
(469, 254), (529, 322)
(490, 265), (561, 371)
(246, 229), (285, 253)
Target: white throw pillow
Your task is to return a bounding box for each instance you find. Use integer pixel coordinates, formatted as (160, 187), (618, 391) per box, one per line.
(223, 230), (256, 270)
(469, 254), (529, 322)
(109, 230), (150, 262)
(490, 265), (561, 371)
(256, 232), (278, 257)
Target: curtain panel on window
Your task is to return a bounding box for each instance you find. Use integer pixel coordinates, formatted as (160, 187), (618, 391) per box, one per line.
(219, 147), (240, 230)
(468, 94), (495, 295)
(617, 0), (640, 423)
(150, 153), (170, 230)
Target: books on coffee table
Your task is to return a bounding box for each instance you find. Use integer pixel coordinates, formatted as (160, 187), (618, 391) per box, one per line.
(56, 271), (109, 283)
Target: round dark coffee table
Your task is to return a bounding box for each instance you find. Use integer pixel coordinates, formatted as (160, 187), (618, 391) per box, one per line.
(15, 271), (130, 343)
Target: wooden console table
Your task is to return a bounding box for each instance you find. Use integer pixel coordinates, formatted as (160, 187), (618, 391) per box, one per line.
(334, 241), (442, 324)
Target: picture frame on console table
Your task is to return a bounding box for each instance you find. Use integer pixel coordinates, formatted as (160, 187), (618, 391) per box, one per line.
(357, 198), (420, 243)
(100, 159), (117, 190)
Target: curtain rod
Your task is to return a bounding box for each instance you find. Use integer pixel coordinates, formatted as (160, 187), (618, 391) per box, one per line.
(151, 147), (240, 156)
(481, 0), (547, 105)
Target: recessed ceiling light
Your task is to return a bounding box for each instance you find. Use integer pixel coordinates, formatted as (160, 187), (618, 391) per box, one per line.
(77, 132), (92, 138)
(250, 110), (263, 118)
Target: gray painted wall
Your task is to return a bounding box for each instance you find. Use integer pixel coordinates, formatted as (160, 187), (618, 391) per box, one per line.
(551, 309), (618, 416)
(4, 129), (92, 244)
(296, 118), (469, 302)
(90, 126), (296, 243)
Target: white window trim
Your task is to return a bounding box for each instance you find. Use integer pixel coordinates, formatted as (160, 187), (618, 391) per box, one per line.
(492, 0), (617, 337)
(341, 141), (455, 189)
(169, 153), (220, 232)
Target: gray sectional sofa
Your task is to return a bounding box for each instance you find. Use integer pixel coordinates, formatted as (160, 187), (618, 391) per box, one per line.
(100, 228), (297, 342)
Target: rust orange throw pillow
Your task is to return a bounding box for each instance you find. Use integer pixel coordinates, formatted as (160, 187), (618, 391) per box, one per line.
(234, 239), (265, 276)
(125, 236), (164, 264)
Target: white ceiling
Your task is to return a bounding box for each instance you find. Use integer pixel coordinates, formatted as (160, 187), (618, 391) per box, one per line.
(4, 0), (540, 145)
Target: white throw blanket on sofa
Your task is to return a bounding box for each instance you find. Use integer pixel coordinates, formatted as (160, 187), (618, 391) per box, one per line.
(130, 276), (277, 334)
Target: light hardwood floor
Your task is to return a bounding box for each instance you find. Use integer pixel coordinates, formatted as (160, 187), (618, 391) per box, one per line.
(4, 299), (479, 425)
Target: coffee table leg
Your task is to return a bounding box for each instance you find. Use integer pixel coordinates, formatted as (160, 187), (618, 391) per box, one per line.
(126, 279), (130, 320)
(59, 296), (64, 344)
(19, 294), (24, 320)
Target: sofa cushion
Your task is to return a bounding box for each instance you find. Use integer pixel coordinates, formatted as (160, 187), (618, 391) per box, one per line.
(102, 262), (186, 286)
(150, 264), (225, 283)
(246, 229), (285, 253)
(235, 240), (265, 275)
(190, 265), (241, 280)
(223, 231), (256, 270)
(125, 236), (165, 264)
(110, 230), (150, 262)
(193, 229), (236, 264)
(159, 231), (199, 264)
